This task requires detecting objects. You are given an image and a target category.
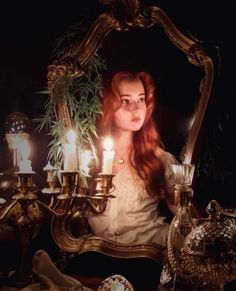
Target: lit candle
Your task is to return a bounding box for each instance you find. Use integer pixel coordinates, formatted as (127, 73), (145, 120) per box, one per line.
(80, 150), (92, 176)
(102, 137), (115, 174)
(5, 132), (30, 170)
(63, 129), (77, 171)
(18, 140), (33, 173)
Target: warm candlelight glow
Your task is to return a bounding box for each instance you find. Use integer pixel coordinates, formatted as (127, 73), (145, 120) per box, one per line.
(18, 140), (33, 173)
(66, 129), (76, 144)
(5, 132), (30, 170)
(102, 137), (115, 174)
(80, 150), (92, 176)
(104, 138), (113, 151)
(63, 129), (77, 171)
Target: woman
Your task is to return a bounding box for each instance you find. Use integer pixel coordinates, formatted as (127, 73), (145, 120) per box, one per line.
(88, 71), (178, 247)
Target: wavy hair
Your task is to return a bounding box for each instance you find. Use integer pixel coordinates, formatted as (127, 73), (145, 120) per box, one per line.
(98, 71), (165, 197)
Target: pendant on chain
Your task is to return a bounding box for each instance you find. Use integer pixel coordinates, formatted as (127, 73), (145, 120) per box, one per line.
(118, 159), (125, 165)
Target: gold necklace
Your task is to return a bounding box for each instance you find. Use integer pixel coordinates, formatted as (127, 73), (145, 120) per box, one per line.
(115, 148), (132, 165)
(118, 157), (125, 165)
(115, 153), (126, 165)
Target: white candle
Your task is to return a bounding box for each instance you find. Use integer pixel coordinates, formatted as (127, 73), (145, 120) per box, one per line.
(63, 129), (77, 171)
(5, 132), (30, 169)
(80, 150), (92, 176)
(18, 140), (33, 173)
(102, 137), (115, 174)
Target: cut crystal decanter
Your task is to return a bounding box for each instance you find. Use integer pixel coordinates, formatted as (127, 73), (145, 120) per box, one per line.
(182, 200), (236, 290)
(160, 163), (196, 290)
(167, 164), (195, 274)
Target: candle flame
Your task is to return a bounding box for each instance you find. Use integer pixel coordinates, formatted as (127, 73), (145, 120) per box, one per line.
(104, 137), (113, 151)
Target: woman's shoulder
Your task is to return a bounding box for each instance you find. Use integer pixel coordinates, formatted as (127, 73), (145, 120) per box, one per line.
(154, 146), (179, 166)
(155, 146), (179, 188)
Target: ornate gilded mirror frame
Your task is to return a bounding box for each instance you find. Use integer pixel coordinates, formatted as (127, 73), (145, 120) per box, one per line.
(47, 0), (215, 262)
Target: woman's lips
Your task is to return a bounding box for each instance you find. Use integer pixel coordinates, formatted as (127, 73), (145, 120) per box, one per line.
(131, 117), (141, 122)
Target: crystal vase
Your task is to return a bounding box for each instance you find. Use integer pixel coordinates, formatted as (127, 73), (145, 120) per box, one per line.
(160, 164), (195, 289)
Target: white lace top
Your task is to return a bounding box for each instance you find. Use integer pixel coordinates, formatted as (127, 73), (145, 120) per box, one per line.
(88, 147), (177, 247)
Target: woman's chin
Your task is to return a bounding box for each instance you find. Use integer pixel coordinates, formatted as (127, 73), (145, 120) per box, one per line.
(131, 124), (143, 131)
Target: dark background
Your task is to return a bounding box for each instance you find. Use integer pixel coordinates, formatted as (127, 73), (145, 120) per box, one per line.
(0, 1), (235, 209)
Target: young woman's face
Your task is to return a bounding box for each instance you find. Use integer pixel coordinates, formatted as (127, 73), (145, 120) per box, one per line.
(113, 78), (147, 132)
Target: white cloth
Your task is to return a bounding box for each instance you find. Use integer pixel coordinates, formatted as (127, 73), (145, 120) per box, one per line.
(88, 148), (177, 246)
(0, 250), (134, 291)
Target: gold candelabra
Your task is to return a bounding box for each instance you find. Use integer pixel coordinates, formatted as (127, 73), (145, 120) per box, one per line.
(0, 167), (115, 288)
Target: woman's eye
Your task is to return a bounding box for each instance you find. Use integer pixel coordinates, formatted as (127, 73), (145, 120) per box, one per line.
(121, 99), (129, 105)
(138, 97), (145, 103)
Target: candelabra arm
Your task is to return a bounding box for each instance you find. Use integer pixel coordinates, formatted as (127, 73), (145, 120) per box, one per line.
(0, 200), (18, 220)
(48, 196), (55, 209)
(50, 171), (116, 253)
(37, 200), (67, 217)
(87, 198), (108, 214)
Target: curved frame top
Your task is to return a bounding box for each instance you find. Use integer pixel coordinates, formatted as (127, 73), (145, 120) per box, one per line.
(48, 0), (215, 257)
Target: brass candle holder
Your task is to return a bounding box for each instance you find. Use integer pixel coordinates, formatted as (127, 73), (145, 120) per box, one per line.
(41, 167), (115, 216)
(41, 163), (61, 208)
(97, 173), (114, 195)
(50, 170), (115, 252)
(86, 173), (115, 213)
(53, 171), (78, 215)
(0, 171), (41, 288)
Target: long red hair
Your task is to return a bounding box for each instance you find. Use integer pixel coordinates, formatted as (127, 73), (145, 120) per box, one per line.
(98, 71), (165, 197)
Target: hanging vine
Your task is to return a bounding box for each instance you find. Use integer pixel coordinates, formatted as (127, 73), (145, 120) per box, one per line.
(36, 20), (107, 170)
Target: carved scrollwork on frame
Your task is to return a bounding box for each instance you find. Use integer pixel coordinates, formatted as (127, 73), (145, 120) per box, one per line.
(183, 42), (215, 163)
(51, 214), (91, 253)
(51, 214), (165, 263)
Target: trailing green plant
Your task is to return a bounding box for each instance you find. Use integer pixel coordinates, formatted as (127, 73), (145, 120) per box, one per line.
(36, 53), (106, 170)
(36, 19), (107, 170)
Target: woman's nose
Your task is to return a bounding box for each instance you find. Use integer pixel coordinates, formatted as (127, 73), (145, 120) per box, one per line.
(130, 101), (140, 111)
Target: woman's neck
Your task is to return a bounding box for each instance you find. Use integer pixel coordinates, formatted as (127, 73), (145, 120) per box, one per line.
(113, 130), (133, 151)
(112, 131), (134, 173)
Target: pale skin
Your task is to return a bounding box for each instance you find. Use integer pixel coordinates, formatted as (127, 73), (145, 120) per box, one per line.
(112, 77), (177, 215)
(112, 78), (146, 174)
